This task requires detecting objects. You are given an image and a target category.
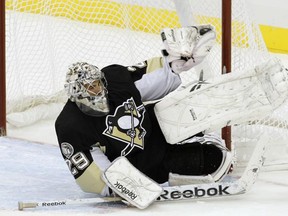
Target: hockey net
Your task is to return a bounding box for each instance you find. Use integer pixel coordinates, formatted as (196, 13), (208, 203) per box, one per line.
(4, 0), (288, 171)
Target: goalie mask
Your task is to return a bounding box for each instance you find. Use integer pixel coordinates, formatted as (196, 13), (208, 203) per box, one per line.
(65, 62), (109, 117)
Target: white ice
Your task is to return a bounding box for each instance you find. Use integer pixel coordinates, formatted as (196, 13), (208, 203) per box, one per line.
(0, 136), (288, 216)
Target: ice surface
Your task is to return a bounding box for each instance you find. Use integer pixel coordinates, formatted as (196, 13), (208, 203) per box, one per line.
(1, 137), (288, 216)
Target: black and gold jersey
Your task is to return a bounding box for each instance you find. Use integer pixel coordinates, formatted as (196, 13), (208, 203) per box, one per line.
(56, 62), (169, 183)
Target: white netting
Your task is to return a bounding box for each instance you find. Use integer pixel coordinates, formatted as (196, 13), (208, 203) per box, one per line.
(5, 0), (288, 169)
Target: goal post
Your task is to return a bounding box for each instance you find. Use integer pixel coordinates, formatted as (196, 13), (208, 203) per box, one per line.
(0, 0), (6, 136)
(221, 0), (232, 150)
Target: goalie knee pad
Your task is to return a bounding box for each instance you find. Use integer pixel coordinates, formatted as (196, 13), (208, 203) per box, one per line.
(164, 142), (204, 175)
(165, 133), (233, 185)
(202, 144), (223, 174)
(164, 142), (224, 175)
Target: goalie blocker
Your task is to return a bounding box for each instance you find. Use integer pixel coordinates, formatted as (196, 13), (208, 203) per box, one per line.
(102, 157), (163, 209)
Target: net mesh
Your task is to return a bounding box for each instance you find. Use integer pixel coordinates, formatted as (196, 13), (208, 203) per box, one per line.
(5, 0), (288, 169)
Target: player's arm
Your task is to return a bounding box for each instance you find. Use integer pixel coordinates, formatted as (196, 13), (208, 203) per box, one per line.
(59, 134), (162, 208)
(74, 147), (112, 196)
(55, 118), (112, 196)
(128, 25), (216, 101)
(131, 57), (181, 102)
(58, 138), (112, 196)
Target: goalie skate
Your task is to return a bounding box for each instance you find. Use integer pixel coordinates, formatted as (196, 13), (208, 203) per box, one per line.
(154, 59), (288, 144)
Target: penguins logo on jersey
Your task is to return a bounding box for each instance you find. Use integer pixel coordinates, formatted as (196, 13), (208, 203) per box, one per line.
(61, 142), (74, 159)
(103, 97), (146, 156)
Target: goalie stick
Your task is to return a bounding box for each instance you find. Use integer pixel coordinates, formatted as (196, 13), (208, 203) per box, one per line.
(18, 196), (124, 210)
(158, 135), (267, 201)
(18, 135), (267, 210)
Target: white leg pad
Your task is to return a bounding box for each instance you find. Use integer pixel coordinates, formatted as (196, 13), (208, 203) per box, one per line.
(154, 59), (288, 144)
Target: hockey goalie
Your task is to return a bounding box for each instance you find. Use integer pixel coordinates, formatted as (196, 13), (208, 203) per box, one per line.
(55, 25), (288, 209)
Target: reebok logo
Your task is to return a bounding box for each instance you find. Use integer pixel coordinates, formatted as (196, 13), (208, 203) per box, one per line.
(42, 201), (66, 207)
(157, 185), (230, 201)
(190, 70), (209, 92)
(114, 181), (138, 200)
(189, 108), (197, 120)
(190, 83), (202, 91)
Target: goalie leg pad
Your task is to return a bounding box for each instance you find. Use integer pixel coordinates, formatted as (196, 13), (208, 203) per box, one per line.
(102, 157), (163, 209)
(154, 58), (288, 143)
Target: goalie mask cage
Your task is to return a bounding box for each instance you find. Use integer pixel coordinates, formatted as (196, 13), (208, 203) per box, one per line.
(1, 0), (288, 172)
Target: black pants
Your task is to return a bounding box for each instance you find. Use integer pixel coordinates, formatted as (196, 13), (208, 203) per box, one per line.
(163, 142), (223, 176)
